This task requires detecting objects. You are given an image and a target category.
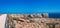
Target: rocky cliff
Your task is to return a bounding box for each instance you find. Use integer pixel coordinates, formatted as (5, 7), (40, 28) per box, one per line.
(7, 14), (60, 28)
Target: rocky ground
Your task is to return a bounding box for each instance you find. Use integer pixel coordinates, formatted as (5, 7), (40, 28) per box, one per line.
(7, 14), (60, 28)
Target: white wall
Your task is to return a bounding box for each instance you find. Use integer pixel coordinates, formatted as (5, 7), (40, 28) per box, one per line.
(0, 14), (7, 28)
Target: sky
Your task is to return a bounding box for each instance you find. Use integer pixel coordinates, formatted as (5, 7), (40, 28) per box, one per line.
(0, 0), (60, 14)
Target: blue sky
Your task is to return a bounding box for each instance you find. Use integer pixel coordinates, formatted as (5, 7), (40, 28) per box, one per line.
(0, 0), (60, 14)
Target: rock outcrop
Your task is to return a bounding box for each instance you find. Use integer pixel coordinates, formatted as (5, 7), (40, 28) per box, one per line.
(7, 14), (60, 28)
